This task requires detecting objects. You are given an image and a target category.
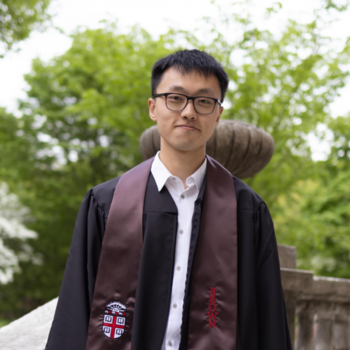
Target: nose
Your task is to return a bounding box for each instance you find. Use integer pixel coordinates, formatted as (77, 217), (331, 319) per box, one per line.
(180, 100), (198, 120)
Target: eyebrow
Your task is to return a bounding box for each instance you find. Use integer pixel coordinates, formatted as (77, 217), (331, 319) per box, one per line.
(167, 85), (216, 96)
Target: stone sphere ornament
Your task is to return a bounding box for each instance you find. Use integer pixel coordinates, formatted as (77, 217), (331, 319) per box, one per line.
(140, 119), (274, 179)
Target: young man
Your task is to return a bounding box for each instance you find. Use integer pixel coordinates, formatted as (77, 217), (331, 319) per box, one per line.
(46, 50), (292, 350)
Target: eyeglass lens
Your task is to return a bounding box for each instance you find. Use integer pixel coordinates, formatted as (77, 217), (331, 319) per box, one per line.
(166, 94), (216, 114)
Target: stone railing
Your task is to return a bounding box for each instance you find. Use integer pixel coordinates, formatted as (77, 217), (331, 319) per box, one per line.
(278, 244), (350, 350)
(0, 245), (349, 350)
(0, 298), (58, 350)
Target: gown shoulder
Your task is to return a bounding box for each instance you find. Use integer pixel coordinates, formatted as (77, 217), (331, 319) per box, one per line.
(90, 176), (121, 214)
(232, 175), (265, 212)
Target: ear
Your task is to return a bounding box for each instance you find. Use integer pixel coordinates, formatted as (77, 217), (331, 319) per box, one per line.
(215, 106), (224, 126)
(148, 98), (157, 122)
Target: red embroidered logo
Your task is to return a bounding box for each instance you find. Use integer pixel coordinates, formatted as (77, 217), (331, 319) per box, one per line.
(102, 301), (126, 339)
(208, 287), (217, 328)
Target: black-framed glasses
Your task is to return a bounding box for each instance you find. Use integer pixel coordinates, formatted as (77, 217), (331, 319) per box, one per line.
(153, 93), (222, 115)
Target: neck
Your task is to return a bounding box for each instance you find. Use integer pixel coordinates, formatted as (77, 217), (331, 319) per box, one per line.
(159, 140), (206, 189)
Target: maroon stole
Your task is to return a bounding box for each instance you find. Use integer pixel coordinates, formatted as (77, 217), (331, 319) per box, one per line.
(85, 155), (237, 350)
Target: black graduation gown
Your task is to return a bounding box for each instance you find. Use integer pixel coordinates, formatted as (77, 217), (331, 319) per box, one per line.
(46, 174), (292, 350)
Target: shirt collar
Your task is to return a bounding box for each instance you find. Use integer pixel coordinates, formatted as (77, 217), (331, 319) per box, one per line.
(151, 151), (207, 192)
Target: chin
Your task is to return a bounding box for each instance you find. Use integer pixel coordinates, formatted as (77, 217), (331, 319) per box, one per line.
(161, 136), (204, 153)
(172, 142), (204, 153)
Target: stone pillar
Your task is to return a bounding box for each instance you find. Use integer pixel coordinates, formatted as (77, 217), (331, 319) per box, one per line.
(333, 304), (350, 350)
(315, 302), (335, 350)
(296, 302), (315, 350)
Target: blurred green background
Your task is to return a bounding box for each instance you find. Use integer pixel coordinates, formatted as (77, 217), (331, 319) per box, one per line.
(0, 0), (350, 325)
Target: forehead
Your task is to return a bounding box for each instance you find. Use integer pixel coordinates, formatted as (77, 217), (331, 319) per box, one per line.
(157, 67), (221, 98)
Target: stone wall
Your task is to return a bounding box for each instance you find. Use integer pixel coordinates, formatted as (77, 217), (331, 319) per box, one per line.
(0, 298), (57, 350)
(278, 245), (350, 350)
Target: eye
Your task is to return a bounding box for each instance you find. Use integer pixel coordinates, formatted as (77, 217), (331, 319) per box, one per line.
(168, 94), (185, 102)
(197, 98), (214, 105)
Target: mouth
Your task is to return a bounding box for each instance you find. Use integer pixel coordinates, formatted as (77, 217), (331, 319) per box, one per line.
(175, 125), (200, 131)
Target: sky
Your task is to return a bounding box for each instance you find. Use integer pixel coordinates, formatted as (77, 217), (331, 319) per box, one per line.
(0, 0), (349, 159)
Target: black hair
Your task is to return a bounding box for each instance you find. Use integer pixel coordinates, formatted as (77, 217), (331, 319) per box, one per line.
(151, 49), (229, 102)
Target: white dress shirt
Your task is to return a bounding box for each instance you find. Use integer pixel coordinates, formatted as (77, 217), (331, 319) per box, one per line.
(151, 152), (207, 350)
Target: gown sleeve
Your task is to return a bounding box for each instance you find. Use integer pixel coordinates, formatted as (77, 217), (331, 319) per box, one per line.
(255, 202), (293, 350)
(45, 189), (105, 350)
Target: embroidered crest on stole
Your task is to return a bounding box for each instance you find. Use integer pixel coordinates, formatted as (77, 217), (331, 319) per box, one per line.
(102, 301), (127, 339)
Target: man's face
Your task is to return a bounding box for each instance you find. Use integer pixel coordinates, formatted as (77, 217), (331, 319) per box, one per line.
(148, 67), (224, 154)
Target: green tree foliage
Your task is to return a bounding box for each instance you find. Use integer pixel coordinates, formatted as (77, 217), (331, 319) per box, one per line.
(0, 26), (177, 319)
(199, 11), (350, 210)
(0, 0), (51, 56)
(23, 26), (174, 171)
(324, 0), (349, 11)
(274, 114), (350, 278)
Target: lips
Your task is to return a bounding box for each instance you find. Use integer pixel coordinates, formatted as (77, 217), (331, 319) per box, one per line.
(175, 125), (199, 131)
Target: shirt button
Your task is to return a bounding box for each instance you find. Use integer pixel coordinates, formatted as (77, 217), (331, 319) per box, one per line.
(172, 177), (176, 180)
(173, 303), (177, 308)
(168, 340), (173, 346)
(179, 230), (183, 234)
(180, 194), (185, 199)
(176, 266), (181, 271)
